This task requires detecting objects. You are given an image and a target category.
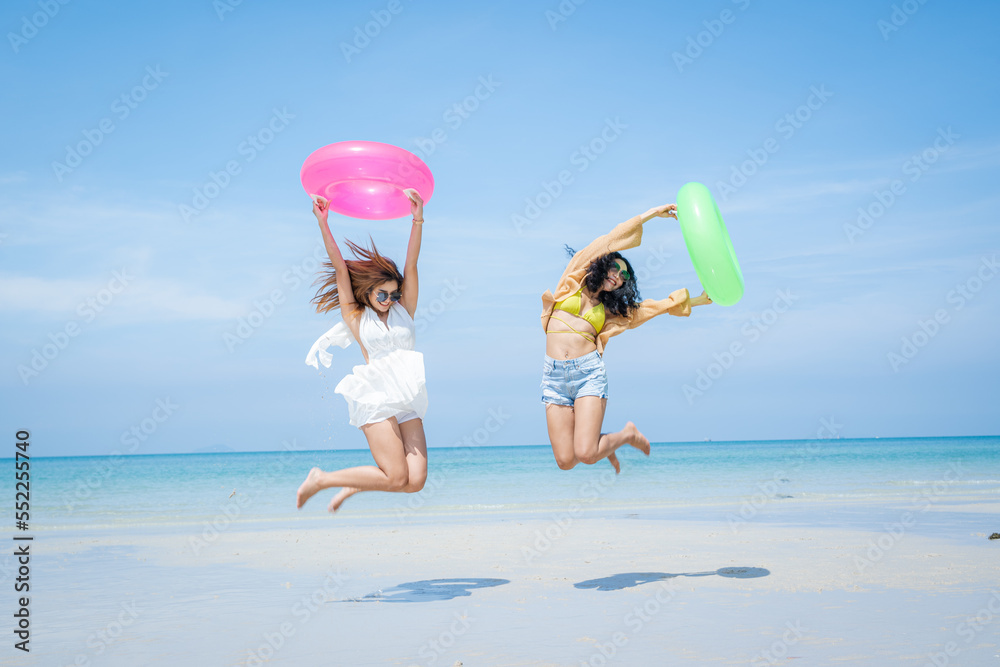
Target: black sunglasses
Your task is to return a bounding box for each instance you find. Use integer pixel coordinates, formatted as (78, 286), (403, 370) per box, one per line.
(375, 289), (402, 304)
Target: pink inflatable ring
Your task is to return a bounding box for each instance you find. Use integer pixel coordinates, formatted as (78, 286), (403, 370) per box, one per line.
(300, 141), (435, 220)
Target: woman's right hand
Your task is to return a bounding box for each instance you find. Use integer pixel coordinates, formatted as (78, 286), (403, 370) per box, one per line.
(691, 290), (713, 306)
(311, 195), (330, 223)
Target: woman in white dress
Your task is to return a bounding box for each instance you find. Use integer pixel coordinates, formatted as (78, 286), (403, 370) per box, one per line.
(296, 193), (428, 513)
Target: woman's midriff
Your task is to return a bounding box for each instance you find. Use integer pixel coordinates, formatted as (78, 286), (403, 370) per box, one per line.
(545, 311), (599, 359)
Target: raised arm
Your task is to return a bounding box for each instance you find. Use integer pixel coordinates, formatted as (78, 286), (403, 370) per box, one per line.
(689, 291), (713, 307)
(627, 289), (713, 329)
(400, 191), (424, 319)
(564, 203), (678, 275)
(312, 196), (359, 324)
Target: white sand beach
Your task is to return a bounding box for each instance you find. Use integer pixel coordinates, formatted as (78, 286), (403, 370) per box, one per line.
(28, 500), (1000, 666)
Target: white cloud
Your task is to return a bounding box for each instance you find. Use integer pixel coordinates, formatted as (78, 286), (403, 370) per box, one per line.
(0, 273), (243, 321)
(0, 172), (28, 185)
(720, 140), (1000, 215)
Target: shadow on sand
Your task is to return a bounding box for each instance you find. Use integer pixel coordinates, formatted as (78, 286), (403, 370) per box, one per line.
(347, 578), (510, 603)
(574, 567), (770, 591)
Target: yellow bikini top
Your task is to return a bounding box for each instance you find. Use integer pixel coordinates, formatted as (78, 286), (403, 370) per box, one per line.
(552, 289), (605, 335)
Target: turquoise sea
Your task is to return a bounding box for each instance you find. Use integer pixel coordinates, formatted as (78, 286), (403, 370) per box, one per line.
(4, 436), (999, 666)
(13, 435), (1000, 534)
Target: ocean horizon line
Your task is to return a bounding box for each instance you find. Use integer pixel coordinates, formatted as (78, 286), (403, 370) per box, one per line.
(13, 432), (999, 461)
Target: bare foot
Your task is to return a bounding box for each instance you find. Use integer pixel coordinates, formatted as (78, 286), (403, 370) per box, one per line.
(623, 422), (650, 456)
(607, 452), (621, 474)
(328, 487), (361, 513)
(296, 467), (324, 509)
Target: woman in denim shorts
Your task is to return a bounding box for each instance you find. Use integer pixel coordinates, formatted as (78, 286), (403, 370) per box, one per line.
(540, 203), (713, 472)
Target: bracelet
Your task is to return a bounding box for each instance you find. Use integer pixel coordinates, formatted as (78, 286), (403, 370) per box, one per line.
(412, 218), (424, 224)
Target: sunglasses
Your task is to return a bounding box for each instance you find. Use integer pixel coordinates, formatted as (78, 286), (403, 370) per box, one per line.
(612, 261), (631, 281)
(374, 289), (402, 304)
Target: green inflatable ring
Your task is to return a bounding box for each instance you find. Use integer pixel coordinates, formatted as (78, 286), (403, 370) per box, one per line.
(676, 182), (744, 306)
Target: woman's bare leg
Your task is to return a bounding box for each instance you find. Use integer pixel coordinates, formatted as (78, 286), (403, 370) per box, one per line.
(327, 418), (428, 511)
(326, 486), (361, 512)
(572, 397), (650, 467)
(296, 418), (410, 509)
(546, 404), (578, 470)
(398, 418), (428, 492)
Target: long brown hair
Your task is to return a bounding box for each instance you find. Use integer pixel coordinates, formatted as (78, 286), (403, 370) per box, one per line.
(312, 238), (403, 315)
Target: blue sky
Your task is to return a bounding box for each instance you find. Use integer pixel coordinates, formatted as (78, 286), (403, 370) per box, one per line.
(2, 0), (998, 456)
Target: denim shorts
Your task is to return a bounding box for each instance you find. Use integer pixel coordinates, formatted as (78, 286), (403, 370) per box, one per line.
(540, 350), (609, 406)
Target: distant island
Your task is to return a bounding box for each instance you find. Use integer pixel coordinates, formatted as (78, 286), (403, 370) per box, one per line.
(193, 444), (236, 454)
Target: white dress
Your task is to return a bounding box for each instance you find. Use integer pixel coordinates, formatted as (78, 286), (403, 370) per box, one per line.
(305, 304), (427, 428)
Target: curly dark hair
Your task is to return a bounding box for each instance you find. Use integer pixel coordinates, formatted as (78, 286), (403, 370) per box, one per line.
(582, 251), (641, 317)
(564, 246), (642, 316)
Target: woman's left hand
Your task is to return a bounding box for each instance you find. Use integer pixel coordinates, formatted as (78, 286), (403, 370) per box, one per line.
(408, 190), (425, 223)
(651, 203), (677, 219)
